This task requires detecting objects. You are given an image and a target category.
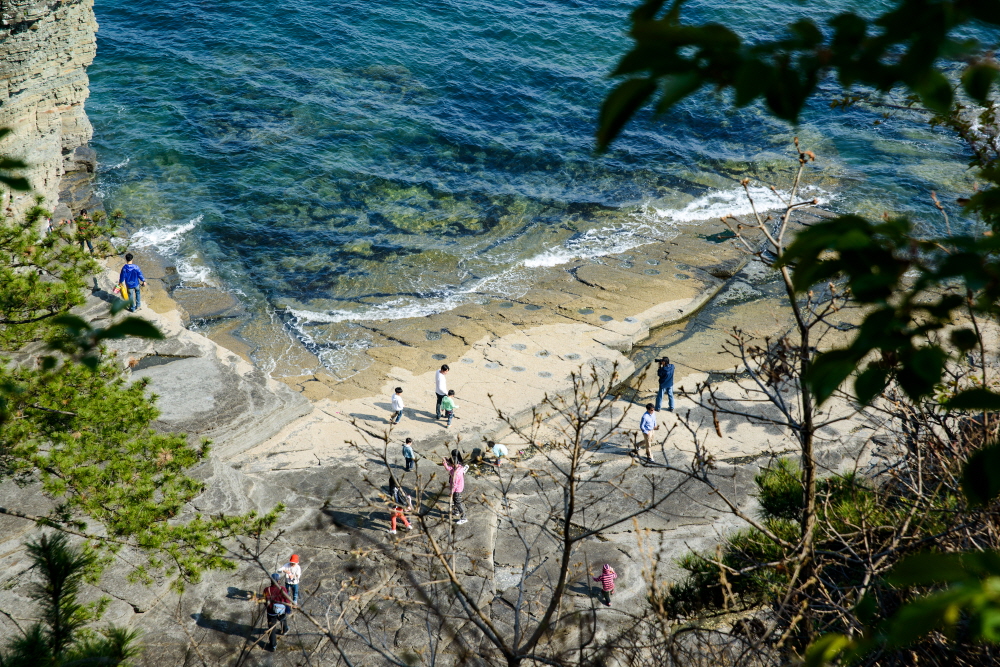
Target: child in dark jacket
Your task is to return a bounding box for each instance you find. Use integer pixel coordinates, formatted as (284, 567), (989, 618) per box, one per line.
(592, 564), (618, 606)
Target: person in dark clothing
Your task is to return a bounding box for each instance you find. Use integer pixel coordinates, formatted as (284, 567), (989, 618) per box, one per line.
(262, 573), (292, 651)
(118, 253), (147, 313)
(76, 210), (95, 254)
(655, 357), (675, 412)
(402, 438), (415, 472)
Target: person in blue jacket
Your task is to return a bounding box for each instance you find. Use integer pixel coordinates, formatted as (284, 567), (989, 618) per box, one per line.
(655, 357), (675, 412)
(119, 253), (147, 313)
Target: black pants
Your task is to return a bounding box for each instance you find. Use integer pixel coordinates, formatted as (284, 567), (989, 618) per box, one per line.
(435, 393), (445, 418)
(266, 612), (288, 650)
(598, 589), (612, 605)
(452, 492), (465, 519)
(405, 457), (414, 472)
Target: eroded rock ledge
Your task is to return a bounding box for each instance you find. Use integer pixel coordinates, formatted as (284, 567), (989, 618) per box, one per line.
(0, 0), (98, 218)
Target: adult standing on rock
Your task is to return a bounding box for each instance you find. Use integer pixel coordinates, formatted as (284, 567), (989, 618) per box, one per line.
(119, 253), (147, 313)
(76, 209), (95, 254)
(655, 357), (675, 412)
(434, 364), (449, 420)
(262, 573), (292, 652)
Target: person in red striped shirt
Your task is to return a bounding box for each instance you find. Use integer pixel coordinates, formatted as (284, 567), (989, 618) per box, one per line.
(592, 564), (618, 607)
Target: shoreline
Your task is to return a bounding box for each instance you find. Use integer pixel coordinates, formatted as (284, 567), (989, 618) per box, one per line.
(128, 205), (835, 468)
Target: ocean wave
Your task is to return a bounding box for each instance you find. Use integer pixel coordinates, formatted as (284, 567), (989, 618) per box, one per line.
(652, 185), (826, 223)
(287, 292), (474, 325)
(100, 156), (131, 172)
(523, 185), (829, 269)
(130, 215), (201, 253)
(523, 222), (661, 268)
(129, 215), (215, 285)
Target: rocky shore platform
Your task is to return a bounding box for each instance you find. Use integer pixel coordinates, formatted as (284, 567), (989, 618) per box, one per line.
(0, 205), (889, 665)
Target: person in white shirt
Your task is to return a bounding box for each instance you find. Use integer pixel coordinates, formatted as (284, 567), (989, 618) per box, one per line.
(490, 441), (509, 466)
(391, 387), (405, 424)
(434, 365), (449, 419)
(279, 554), (302, 604)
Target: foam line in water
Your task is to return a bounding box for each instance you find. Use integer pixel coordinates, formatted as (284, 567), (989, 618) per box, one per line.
(652, 185), (822, 222)
(287, 292), (473, 325)
(130, 215), (201, 253)
(523, 185), (829, 269)
(129, 215), (214, 284)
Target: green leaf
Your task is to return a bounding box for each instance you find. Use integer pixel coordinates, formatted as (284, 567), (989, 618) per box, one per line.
(962, 63), (999, 104)
(110, 298), (129, 315)
(916, 70), (954, 114)
(854, 365), (889, 405)
(99, 317), (164, 341)
(946, 388), (1000, 411)
(805, 348), (863, 405)
(597, 78), (657, 151)
(980, 606), (1000, 641)
(889, 552), (975, 586)
(0, 175), (31, 191)
(804, 633), (853, 667)
(52, 314), (93, 335)
(962, 441), (1000, 506)
(654, 72), (702, 114)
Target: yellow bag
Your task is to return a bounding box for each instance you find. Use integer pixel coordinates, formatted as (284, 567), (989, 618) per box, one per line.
(119, 282), (129, 301)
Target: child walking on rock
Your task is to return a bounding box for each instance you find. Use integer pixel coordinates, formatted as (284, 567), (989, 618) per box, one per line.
(279, 554), (301, 604)
(441, 389), (457, 427)
(592, 564), (618, 606)
(443, 455), (469, 524)
(402, 438), (415, 472)
(388, 477), (413, 534)
(391, 387), (405, 424)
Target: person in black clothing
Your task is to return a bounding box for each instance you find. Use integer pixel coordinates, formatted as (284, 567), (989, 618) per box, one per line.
(655, 357), (675, 412)
(262, 573), (292, 651)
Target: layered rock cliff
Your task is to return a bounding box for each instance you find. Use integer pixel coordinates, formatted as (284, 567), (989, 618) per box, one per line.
(0, 0), (97, 217)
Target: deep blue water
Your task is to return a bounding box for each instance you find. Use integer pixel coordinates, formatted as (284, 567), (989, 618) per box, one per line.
(88, 0), (984, 377)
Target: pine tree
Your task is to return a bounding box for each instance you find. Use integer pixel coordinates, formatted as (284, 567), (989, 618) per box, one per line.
(0, 142), (282, 586)
(0, 533), (141, 666)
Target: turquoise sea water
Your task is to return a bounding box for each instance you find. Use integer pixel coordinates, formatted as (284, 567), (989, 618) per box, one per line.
(88, 0), (985, 377)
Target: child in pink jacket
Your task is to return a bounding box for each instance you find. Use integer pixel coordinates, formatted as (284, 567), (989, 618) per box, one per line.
(443, 455), (469, 524)
(593, 564), (618, 606)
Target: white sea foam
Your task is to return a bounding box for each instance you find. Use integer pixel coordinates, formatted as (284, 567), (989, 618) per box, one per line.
(652, 185), (823, 222)
(130, 215), (200, 252)
(101, 156), (131, 172)
(523, 223), (660, 268)
(286, 184), (830, 327)
(523, 185), (829, 269)
(129, 215), (214, 284)
(287, 292), (473, 325)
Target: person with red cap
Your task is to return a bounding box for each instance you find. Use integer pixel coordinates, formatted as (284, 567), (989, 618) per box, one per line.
(279, 554), (302, 604)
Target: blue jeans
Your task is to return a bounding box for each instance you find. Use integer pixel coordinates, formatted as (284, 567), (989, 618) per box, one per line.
(392, 410), (403, 424)
(655, 384), (674, 411)
(284, 583), (298, 604)
(127, 285), (142, 311)
(445, 410), (454, 426)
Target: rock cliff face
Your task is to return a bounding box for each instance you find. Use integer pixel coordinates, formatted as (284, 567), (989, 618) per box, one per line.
(0, 0), (97, 217)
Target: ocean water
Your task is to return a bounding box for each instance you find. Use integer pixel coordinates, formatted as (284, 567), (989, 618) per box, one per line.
(87, 0), (983, 377)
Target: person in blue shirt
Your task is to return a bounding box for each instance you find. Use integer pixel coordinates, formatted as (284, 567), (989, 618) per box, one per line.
(638, 403), (657, 461)
(118, 253), (147, 313)
(655, 357), (675, 412)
